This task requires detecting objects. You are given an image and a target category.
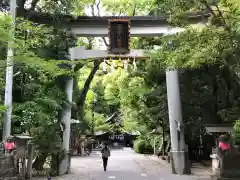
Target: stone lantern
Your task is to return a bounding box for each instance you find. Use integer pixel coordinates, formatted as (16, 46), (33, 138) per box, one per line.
(79, 135), (86, 156)
(14, 135), (32, 179)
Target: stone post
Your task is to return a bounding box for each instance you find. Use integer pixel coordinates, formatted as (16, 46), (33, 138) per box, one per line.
(80, 135), (86, 156)
(59, 49), (74, 175)
(166, 69), (190, 174)
(80, 141), (84, 156)
(26, 143), (34, 180)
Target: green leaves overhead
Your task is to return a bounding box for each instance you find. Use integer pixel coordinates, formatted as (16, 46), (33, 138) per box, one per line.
(103, 69), (149, 108)
(0, 14), (73, 76)
(102, 0), (155, 16)
(0, 13), (11, 43)
(150, 27), (234, 69)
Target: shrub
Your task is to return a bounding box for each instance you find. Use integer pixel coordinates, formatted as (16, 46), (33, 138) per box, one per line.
(133, 138), (153, 154)
(234, 120), (240, 145)
(134, 139), (145, 153)
(149, 135), (162, 152)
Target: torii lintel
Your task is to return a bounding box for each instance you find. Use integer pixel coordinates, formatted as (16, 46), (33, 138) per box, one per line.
(69, 47), (148, 60)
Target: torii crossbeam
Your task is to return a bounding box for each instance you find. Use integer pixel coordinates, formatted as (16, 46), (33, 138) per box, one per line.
(16, 8), (210, 37)
(69, 47), (147, 60)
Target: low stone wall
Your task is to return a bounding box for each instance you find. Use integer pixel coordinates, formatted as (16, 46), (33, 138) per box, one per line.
(0, 155), (18, 180)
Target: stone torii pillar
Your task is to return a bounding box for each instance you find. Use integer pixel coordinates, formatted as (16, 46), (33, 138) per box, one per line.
(59, 48), (74, 175)
(68, 46), (146, 60)
(166, 69), (190, 174)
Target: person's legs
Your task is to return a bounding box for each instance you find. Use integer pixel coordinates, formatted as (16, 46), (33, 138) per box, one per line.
(77, 146), (80, 155)
(102, 157), (108, 171)
(105, 157), (108, 169)
(102, 157), (105, 171)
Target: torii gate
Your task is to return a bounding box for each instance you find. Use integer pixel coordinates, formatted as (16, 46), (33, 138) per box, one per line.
(16, 9), (210, 175)
(64, 16), (208, 176)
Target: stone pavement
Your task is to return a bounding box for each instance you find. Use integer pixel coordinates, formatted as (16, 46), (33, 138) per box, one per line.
(34, 148), (211, 180)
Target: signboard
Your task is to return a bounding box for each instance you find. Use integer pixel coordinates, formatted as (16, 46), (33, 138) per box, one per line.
(109, 135), (124, 140)
(108, 19), (130, 54)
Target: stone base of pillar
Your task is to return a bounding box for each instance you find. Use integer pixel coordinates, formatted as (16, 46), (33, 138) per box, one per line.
(58, 151), (71, 175)
(170, 150), (191, 175)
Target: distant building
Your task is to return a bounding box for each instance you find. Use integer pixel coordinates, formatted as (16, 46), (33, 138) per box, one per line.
(94, 130), (140, 147)
(94, 112), (140, 147)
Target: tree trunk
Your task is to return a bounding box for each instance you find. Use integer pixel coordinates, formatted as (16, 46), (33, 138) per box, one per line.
(222, 66), (233, 108)
(32, 153), (48, 170)
(206, 66), (221, 123)
(162, 127), (165, 156)
(77, 60), (101, 120)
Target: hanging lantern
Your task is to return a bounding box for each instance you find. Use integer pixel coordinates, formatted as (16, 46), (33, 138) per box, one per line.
(108, 18), (130, 54)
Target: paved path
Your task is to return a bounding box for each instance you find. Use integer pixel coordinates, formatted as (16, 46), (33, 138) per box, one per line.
(34, 148), (210, 180)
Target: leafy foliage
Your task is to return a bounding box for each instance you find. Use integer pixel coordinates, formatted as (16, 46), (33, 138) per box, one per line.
(234, 120), (240, 145)
(0, 2), (78, 173)
(133, 137), (153, 154)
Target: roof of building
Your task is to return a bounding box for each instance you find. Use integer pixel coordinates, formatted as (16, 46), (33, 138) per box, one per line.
(95, 131), (107, 136)
(205, 124), (233, 133)
(124, 130), (141, 136)
(94, 130), (140, 136)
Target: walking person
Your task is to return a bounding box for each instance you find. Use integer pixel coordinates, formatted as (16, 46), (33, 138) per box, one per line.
(100, 143), (111, 171)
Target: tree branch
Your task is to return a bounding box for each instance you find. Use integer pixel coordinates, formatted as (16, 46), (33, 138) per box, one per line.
(132, 3), (137, 16)
(17, 0), (26, 10)
(214, 4), (230, 31)
(96, 0), (101, 14)
(200, 0), (217, 17)
(200, 0), (231, 31)
(76, 60), (101, 119)
(13, 71), (21, 77)
(29, 0), (40, 11)
(118, 9), (123, 16)
(101, 37), (109, 47)
(93, 0), (109, 47)
(90, 4), (95, 16)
